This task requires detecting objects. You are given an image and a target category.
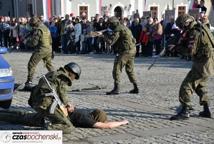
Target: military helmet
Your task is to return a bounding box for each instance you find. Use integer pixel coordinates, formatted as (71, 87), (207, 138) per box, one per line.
(64, 62), (81, 79)
(108, 16), (120, 24)
(175, 14), (195, 29)
(29, 17), (41, 27)
(108, 16), (120, 30)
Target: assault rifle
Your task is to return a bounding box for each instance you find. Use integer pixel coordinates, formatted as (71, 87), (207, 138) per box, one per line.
(87, 28), (112, 37)
(42, 75), (68, 117)
(71, 84), (107, 92)
(148, 36), (166, 70)
(148, 48), (166, 70)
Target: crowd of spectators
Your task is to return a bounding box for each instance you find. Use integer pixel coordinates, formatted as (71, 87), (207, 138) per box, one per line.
(0, 0), (212, 59)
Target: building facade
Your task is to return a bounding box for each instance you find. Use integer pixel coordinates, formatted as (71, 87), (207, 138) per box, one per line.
(0, 0), (213, 25)
(58, 0), (190, 21)
(0, 0), (43, 17)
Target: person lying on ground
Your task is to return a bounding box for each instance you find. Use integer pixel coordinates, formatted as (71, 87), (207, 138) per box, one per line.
(0, 107), (128, 129)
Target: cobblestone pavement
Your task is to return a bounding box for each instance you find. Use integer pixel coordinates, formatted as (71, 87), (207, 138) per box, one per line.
(1, 52), (214, 144)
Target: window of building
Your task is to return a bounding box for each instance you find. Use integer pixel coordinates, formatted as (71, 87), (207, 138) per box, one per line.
(178, 6), (186, 16)
(79, 6), (88, 19)
(150, 6), (158, 18)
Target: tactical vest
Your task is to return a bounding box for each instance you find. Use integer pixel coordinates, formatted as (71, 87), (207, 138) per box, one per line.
(37, 24), (51, 49)
(28, 68), (72, 112)
(115, 25), (136, 54)
(28, 71), (57, 110)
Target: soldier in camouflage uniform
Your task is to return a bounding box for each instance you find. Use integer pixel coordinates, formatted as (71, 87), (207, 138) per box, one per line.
(24, 17), (54, 87)
(29, 62), (81, 133)
(103, 16), (139, 95)
(170, 14), (214, 120)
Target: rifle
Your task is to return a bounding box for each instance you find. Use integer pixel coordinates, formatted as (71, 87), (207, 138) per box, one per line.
(71, 85), (107, 92)
(148, 39), (166, 70)
(42, 75), (68, 117)
(87, 28), (111, 37)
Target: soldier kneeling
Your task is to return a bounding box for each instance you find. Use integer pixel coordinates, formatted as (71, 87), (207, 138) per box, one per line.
(28, 62), (81, 133)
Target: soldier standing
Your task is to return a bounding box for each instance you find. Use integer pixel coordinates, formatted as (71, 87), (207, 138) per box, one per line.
(170, 14), (214, 120)
(28, 62), (81, 133)
(101, 16), (139, 95)
(24, 17), (54, 87)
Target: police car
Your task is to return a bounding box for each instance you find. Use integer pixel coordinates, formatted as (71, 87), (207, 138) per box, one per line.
(0, 47), (14, 108)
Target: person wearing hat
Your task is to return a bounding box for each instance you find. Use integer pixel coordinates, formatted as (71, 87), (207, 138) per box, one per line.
(98, 16), (139, 95)
(0, 62), (128, 131)
(169, 14), (214, 120)
(24, 16), (54, 89)
(27, 62), (81, 133)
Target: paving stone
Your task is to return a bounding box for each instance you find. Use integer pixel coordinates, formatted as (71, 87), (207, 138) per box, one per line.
(0, 52), (214, 143)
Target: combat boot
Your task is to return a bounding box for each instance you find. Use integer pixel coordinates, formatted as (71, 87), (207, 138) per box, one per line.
(129, 83), (139, 94)
(24, 81), (34, 91)
(170, 106), (190, 120)
(25, 81), (33, 87)
(106, 83), (120, 95)
(199, 103), (211, 118)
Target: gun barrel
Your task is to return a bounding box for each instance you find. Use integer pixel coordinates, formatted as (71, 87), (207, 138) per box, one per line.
(87, 29), (109, 37)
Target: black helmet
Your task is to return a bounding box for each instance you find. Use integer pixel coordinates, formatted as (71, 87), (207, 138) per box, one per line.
(64, 62), (81, 79)
(29, 17), (41, 27)
(175, 14), (195, 29)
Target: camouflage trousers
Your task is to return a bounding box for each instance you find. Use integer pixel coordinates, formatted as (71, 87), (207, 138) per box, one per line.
(0, 108), (74, 134)
(34, 107), (74, 134)
(27, 51), (54, 82)
(44, 108), (74, 134)
(113, 53), (137, 85)
(0, 109), (44, 127)
(179, 70), (209, 108)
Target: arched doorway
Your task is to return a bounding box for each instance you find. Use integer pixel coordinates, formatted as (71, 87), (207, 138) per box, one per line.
(114, 6), (123, 18)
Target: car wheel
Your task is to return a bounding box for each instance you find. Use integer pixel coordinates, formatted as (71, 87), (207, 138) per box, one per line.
(0, 100), (12, 109)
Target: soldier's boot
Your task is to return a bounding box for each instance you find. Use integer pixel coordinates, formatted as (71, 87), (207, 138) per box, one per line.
(199, 103), (211, 118)
(25, 80), (33, 87)
(106, 83), (120, 95)
(24, 80), (34, 91)
(170, 106), (190, 120)
(129, 83), (139, 94)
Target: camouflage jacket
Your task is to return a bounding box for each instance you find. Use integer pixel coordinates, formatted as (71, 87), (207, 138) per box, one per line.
(26, 24), (52, 53)
(104, 24), (136, 55)
(179, 23), (214, 76)
(29, 67), (72, 112)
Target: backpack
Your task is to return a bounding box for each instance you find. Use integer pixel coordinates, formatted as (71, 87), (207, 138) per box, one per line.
(194, 23), (214, 48)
